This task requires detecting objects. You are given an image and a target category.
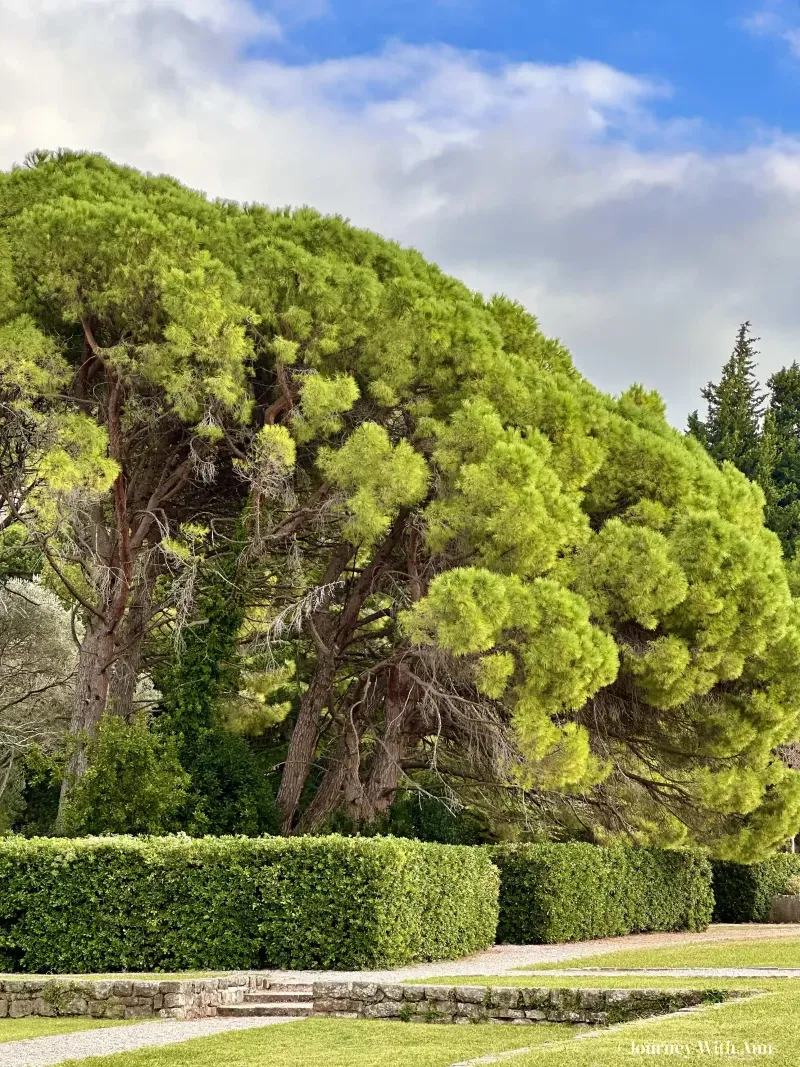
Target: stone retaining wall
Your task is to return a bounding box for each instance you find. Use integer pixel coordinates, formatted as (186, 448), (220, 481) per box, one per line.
(0, 975), (271, 1021)
(0, 976), (738, 1026)
(311, 982), (733, 1026)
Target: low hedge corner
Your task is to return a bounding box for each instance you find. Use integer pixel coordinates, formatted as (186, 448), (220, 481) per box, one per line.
(490, 842), (713, 944)
(711, 855), (800, 923)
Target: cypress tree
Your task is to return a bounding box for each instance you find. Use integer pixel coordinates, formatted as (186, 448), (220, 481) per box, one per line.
(688, 322), (765, 479)
(765, 363), (800, 557)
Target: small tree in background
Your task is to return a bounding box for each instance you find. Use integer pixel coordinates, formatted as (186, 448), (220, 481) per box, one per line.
(689, 322), (765, 479)
(690, 329), (800, 560)
(764, 363), (800, 557)
(0, 580), (75, 823)
(59, 714), (189, 836)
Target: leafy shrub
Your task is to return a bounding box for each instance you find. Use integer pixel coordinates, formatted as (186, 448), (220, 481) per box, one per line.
(0, 834), (498, 973)
(712, 856), (800, 921)
(60, 716), (189, 836)
(785, 874), (800, 896)
(177, 729), (279, 837)
(491, 843), (713, 943)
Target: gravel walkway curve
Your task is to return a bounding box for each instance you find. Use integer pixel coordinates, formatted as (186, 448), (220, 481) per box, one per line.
(0, 1016), (302, 1067)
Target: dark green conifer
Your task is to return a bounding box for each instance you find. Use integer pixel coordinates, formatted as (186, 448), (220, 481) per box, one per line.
(689, 322), (764, 479)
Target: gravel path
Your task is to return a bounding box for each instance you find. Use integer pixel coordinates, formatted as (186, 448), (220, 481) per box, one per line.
(0, 1016), (302, 1067)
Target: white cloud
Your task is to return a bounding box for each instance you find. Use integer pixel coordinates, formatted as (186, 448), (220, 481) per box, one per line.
(742, 9), (784, 35)
(742, 2), (800, 58)
(5, 0), (279, 35)
(2, 0), (800, 422)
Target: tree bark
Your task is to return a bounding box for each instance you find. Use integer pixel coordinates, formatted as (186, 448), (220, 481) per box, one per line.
(276, 651), (339, 833)
(59, 614), (117, 815)
(355, 665), (416, 823)
(274, 543), (354, 832)
(106, 577), (153, 721)
(276, 516), (409, 832)
(296, 663), (419, 832)
(296, 677), (378, 833)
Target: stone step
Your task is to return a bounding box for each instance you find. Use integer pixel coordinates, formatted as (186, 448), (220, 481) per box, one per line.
(218, 1002), (314, 1018)
(257, 983), (314, 995)
(245, 990), (313, 1004)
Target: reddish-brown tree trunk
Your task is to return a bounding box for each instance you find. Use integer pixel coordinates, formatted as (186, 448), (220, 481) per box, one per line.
(276, 652), (339, 833)
(107, 576), (153, 721)
(355, 665), (417, 822)
(297, 666), (419, 832)
(296, 678), (377, 833)
(276, 517), (408, 832)
(58, 614), (117, 817)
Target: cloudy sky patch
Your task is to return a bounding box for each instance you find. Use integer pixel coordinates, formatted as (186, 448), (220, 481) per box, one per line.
(3, 0), (800, 422)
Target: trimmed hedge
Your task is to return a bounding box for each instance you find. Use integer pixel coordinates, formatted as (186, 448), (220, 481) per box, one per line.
(0, 835), (499, 973)
(491, 843), (713, 944)
(712, 856), (800, 922)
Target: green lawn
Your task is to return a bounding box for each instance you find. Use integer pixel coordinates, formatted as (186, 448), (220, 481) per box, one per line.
(56, 1018), (574, 1067)
(5, 980), (798, 1067)
(529, 938), (800, 971)
(0, 1017), (131, 1042)
(51, 990), (799, 1067)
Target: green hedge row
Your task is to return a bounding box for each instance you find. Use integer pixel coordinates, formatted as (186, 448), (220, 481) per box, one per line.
(712, 856), (800, 922)
(491, 843), (714, 944)
(0, 835), (499, 973)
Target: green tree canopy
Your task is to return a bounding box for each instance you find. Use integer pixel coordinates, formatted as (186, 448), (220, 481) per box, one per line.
(1, 152), (799, 858)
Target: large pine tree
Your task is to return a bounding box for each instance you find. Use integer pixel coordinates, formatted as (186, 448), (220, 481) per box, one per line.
(5, 154), (800, 859)
(688, 322), (765, 479)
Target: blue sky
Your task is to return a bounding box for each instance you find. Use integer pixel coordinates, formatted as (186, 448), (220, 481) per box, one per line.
(259, 0), (800, 140)
(5, 0), (800, 421)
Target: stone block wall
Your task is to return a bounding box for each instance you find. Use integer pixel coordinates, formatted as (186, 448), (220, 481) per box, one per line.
(0, 976), (738, 1026)
(768, 894), (800, 922)
(0, 974), (271, 1021)
(311, 982), (733, 1026)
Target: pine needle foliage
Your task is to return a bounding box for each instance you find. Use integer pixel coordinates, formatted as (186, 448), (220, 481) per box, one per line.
(1, 154), (799, 857)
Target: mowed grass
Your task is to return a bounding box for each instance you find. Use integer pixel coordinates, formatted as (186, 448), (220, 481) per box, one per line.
(14, 940), (800, 1067)
(56, 1018), (574, 1067)
(49, 986), (799, 1067)
(0, 1017), (132, 1043)
(530, 938), (800, 971)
